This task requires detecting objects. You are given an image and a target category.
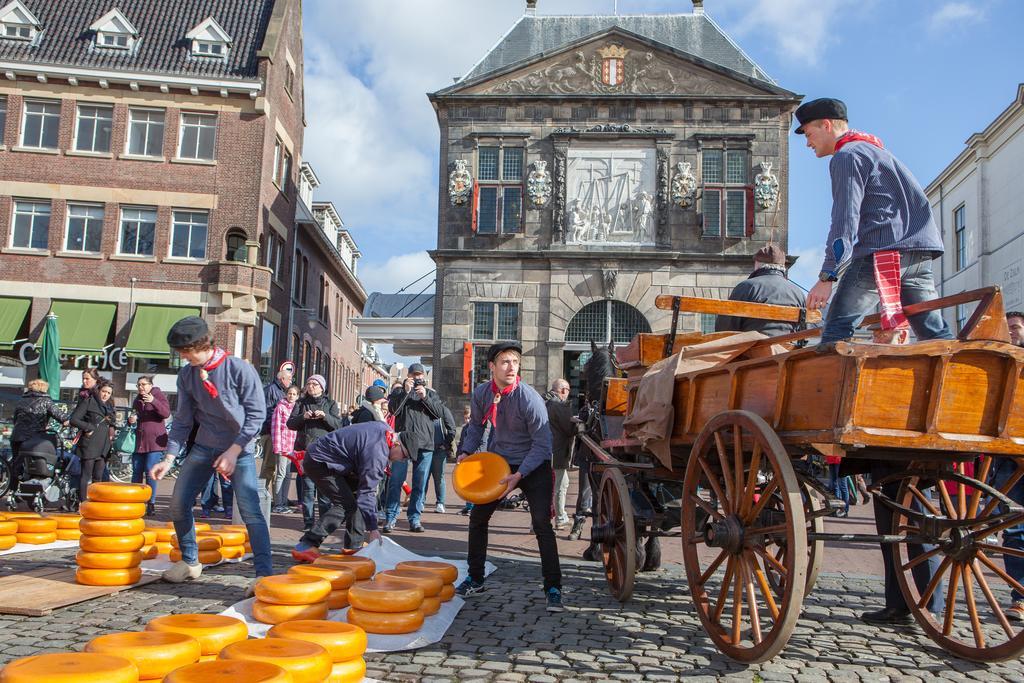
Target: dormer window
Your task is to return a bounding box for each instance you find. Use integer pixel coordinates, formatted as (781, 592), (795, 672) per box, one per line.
(0, 1), (40, 42)
(89, 8), (137, 51)
(186, 16), (232, 58)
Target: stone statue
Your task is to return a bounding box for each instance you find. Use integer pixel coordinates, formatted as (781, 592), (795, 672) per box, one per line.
(671, 161), (697, 208)
(526, 160), (552, 208)
(634, 191), (654, 241)
(448, 159), (472, 206)
(569, 200), (590, 243)
(754, 161), (780, 210)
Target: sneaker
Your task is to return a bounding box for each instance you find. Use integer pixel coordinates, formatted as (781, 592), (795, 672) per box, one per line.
(459, 506), (472, 516)
(455, 577), (485, 597)
(567, 518), (586, 541)
(213, 505), (225, 513)
(145, 504), (156, 517)
(435, 503), (446, 514)
(163, 560), (203, 583)
(381, 524), (395, 534)
(1008, 601), (1024, 622)
(410, 524), (425, 533)
(199, 510), (211, 519)
(291, 545), (321, 564)
(271, 506), (291, 514)
(546, 587), (565, 612)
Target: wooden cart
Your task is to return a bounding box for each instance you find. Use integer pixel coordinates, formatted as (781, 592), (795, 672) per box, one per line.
(581, 287), (1024, 663)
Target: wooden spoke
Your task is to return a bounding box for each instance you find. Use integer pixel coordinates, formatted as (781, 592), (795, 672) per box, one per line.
(733, 425), (744, 519)
(698, 456), (729, 512)
(961, 564), (985, 649)
(699, 550), (729, 585)
(977, 543), (1024, 560)
(974, 515), (1024, 542)
(941, 561), (962, 637)
(937, 479), (959, 521)
(970, 559), (1016, 640)
(750, 537), (788, 577)
(967, 456), (992, 518)
(712, 557), (735, 623)
(748, 550), (780, 620)
(691, 494), (723, 522)
(745, 523), (788, 538)
(979, 463), (1024, 520)
(907, 484), (942, 517)
(740, 442), (763, 519)
(713, 431), (735, 511)
(977, 551), (1024, 597)
(597, 468), (636, 603)
(744, 479), (780, 525)
(917, 555), (953, 611)
(901, 546), (942, 572)
(957, 464), (968, 521)
(731, 557), (743, 645)
(743, 556), (763, 645)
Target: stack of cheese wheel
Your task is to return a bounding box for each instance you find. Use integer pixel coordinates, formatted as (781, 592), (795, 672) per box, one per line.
(220, 637), (332, 683)
(76, 483), (151, 586)
(139, 528), (159, 560)
(268, 620), (368, 683)
(252, 574), (332, 625)
(146, 522), (211, 557)
(50, 512), (84, 541)
(346, 577), (425, 635)
(288, 564), (356, 610)
(85, 631), (201, 681)
(312, 555), (376, 587)
(146, 614), (249, 663)
(11, 512), (57, 545)
(396, 560), (459, 604)
(377, 568), (444, 616)
(208, 527), (247, 561)
(0, 652), (141, 683)
(0, 515), (16, 551)
(170, 532), (223, 565)
(164, 660), (290, 682)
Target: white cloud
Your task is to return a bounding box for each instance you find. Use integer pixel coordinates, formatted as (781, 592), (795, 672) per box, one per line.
(357, 251), (436, 296)
(714, 0), (860, 65)
(927, 2), (984, 33)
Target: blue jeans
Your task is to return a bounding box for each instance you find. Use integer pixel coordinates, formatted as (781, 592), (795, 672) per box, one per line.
(169, 444), (272, 577)
(829, 464), (850, 513)
(385, 449), (433, 527)
(201, 473), (232, 514)
(296, 474), (329, 529)
(822, 252), (954, 344)
(132, 451), (162, 505)
(988, 457), (1024, 602)
(429, 448), (446, 505)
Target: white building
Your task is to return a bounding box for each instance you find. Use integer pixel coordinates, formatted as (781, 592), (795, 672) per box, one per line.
(926, 83), (1024, 331)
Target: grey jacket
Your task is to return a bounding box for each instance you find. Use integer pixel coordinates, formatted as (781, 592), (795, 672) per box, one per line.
(714, 268), (808, 337)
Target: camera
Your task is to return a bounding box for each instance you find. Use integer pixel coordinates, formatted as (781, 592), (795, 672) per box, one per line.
(413, 378), (427, 388)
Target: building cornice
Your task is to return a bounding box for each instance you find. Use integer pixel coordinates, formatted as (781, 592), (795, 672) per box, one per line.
(429, 249), (759, 265)
(298, 217), (367, 305)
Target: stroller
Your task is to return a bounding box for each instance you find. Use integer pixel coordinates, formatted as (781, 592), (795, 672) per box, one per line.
(5, 432), (78, 513)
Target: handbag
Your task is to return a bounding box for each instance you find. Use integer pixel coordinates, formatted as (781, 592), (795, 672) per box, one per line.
(113, 425), (136, 454)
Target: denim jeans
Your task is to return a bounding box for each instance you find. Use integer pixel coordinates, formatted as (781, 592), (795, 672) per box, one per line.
(428, 449), (446, 506)
(385, 449), (433, 527)
(296, 474), (330, 528)
(988, 457), (1024, 602)
(301, 458), (366, 550)
(169, 443), (272, 577)
(132, 451), (162, 505)
(822, 252), (954, 344)
(201, 473), (232, 514)
(272, 454), (292, 509)
(829, 464), (850, 514)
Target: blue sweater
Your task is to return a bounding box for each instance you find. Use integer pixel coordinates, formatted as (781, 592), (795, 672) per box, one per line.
(305, 421), (390, 531)
(459, 380), (552, 478)
(166, 356), (266, 455)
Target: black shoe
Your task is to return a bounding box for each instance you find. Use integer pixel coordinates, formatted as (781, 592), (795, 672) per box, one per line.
(546, 587), (565, 612)
(568, 518), (585, 541)
(381, 524), (394, 534)
(860, 607), (912, 625)
(455, 577), (485, 596)
(581, 544), (601, 562)
(145, 504), (156, 517)
(410, 524), (425, 533)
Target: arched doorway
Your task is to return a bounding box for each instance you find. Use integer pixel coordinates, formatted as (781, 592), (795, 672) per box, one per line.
(563, 300), (650, 401)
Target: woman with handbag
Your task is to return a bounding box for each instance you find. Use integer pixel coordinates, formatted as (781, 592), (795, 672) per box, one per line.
(70, 380), (116, 503)
(132, 375), (170, 515)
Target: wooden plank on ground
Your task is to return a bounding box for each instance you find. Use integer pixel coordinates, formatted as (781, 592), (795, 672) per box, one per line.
(0, 568), (160, 616)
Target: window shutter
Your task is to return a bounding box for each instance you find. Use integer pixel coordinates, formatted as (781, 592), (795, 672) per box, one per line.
(745, 186), (755, 237)
(462, 342), (473, 394)
(471, 180), (479, 233)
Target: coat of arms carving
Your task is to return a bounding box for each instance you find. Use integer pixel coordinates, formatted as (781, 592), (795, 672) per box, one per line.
(526, 160), (552, 208)
(754, 161), (780, 210)
(671, 161), (697, 208)
(448, 159), (472, 206)
(598, 44), (627, 87)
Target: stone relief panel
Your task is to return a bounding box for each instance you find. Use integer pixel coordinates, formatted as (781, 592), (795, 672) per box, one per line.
(565, 145), (656, 246)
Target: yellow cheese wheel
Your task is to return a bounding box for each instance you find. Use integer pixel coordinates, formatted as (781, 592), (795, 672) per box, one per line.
(327, 589), (349, 610)
(395, 560), (459, 584)
(147, 527), (175, 542)
(346, 606), (425, 634)
(251, 599), (329, 625)
(140, 544), (158, 560)
(79, 534), (146, 553)
(76, 551), (144, 570)
(422, 595), (441, 616)
(48, 513), (84, 529)
(169, 549), (222, 565)
(0, 652), (140, 683)
(0, 521), (17, 535)
(164, 660), (291, 682)
(348, 579), (424, 613)
(254, 575), (332, 606)
(15, 531), (57, 545)
(15, 517), (58, 533)
(312, 555), (375, 580)
(79, 501), (147, 521)
(244, 542), (252, 554)
(208, 530), (246, 546)
(329, 657), (366, 683)
(85, 631), (201, 680)
(2, 512), (41, 518)
(87, 482), (153, 504)
(376, 568), (443, 597)
(56, 529), (83, 541)
(215, 524), (250, 538)
(439, 583), (455, 602)
(146, 614), (249, 656)
(171, 534), (222, 551)
(199, 654), (218, 662)
(268, 620), (367, 663)
(219, 638), (332, 683)
(166, 521), (212, 532)
(81, 518), (145, 536)
(0, 536), (15, 551)
(219, 545), (246, 560)
(76, 567), (142, 586)
(141, 530), (157, 545)
(287, 565), (356, 590)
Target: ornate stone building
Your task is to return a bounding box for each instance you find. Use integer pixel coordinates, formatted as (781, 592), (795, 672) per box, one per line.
(428, 2), (800, 401)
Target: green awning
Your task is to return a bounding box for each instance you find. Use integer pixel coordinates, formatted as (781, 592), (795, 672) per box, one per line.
(126, 305), (201, 358)
(49, 300), (116, 353)
(0, 297), (31, 351)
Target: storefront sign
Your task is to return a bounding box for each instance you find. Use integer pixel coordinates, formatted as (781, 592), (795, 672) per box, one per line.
(18, 342), (129, 371)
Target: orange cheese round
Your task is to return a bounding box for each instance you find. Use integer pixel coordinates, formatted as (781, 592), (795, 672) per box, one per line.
(1, 512), (41, 519)
(79, 518), (146, 536)
(251, 600), (329, 625)
(141, 530), (157, 545)
(0, 536), (16, 551)
(76, 567), (142, 586)
(48, 513), (84, 530)
(268, 620), (367, 663)
(312, 555), (375, 579)
(166, 521), (212, 532)
(56, 529), (83, 541)
(254, 575), (332, 606)
(147, 527), (176, 542)
(76, 551), (144, 570)
(0, 521), (17, 535)
(219, 545), (246, 560)
(439, 583), (455, 602)
(140, 544), (158, 560)
(146, 614), (249, 656)
(244, 542), (252, 554)
(219, 638), (332, 683)
(395, 560), (459, 584)
(287, 564), (356, 590)
(79, 534), (146, 553)
(327, 589), (349, 610)
(421, 595), (441, 616)
(169, 549), (222, 565)
(164, 660), (291, 682)
(79, 501), (147, 521)
(171, 534), (222, 551)
(86, 482), (153, 504)
(85, 631), (201, 680)
(346, 606), (425, 634)
(15, 517), (58, 533)
(348, 579), (424, 613)
(208, 530), (246, 546)
(0, 652), (140, 683)
(452, 451), (511, 504)
(154, 541), (174, 556)
(199, 654), (218, 662)
(329, 657), (367, 683)
(15, 531), (57, 545)
(377, 568), (443, 597)
(215, 524), (250, 538)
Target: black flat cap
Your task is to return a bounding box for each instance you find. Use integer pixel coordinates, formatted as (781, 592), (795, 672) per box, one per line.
(166, 315), (209, 348)
(794, 97), (847, 134)
(487, 341), (523, 363)
(408, 363), (426, 374)
(365, 385), (386, 402)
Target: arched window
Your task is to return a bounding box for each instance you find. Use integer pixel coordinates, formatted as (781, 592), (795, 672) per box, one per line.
(302, 341), (312, 382)
(565, 300), (651, 345)
(225, 229), (247, 262)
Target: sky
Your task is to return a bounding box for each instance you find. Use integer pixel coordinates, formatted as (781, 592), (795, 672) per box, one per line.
(300, 0), (1024, 363)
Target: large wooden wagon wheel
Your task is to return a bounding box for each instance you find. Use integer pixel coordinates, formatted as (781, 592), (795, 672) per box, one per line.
(593, 468), (637, 602)
(891, 457), (1024, 662)
(681, 410), (807, 663)
(764, 481), (826, 598)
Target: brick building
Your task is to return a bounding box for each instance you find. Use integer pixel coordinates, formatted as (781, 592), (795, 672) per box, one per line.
(428, 1), (800, 402)
(0, 0), (306, 410)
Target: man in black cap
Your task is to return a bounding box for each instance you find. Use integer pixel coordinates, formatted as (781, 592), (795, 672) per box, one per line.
(795, 97), (952, 349)
(351, 384), (388, 424)
(714, 244), (808, 336)
(455, 341), (564, 612)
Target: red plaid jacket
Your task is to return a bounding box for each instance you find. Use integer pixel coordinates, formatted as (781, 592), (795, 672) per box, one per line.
(271, 398), (298, 455)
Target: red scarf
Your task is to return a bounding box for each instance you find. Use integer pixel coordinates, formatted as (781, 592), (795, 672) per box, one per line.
(198, 347), (228, 399)
(483, 377), (519, 430)
(834, 130), (884, 153)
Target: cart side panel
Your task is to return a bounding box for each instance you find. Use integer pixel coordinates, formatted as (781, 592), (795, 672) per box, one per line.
(670, 378), (691, 440)
(935, 351), (1009, 437)
(777, 354), (846, 432)
(853, 356), (935, 433)
(690, 371), (732, 436)
(604, 378), (630, 416)
(1007, 363), (1024, 438)
(735, 363), (780, 424)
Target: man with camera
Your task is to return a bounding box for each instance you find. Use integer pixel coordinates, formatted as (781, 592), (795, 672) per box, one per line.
(383, 363), (454, 533)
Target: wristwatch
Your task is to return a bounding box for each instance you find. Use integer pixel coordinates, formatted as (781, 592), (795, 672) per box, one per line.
(818, 270), (838, 283)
